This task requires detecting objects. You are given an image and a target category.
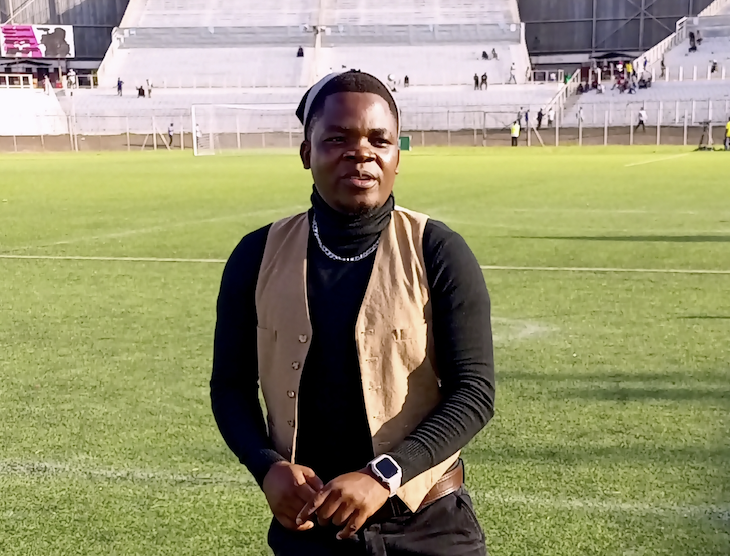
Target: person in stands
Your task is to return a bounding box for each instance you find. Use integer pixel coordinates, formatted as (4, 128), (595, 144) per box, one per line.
(547, 107), (555, 128)
(577, 83), (584, 94)
(404, 75), (409, 88)
(711, 60), (718, 74)
(117, 77), (124, 96)
(725, 117), (730, 151)
(689, 32), (697, 53)
(168, 123), (175, 147)
(297, 46), (304, 57)
(508, 63), (517, 84)
(536, 108), (544, 130)
(491, 48), (498, 60)
(481, 50), (489, 60)
(636, 108), (647, 132)
(137, 85), (145, 98)
(480, 73), (488, 90)
(473, 73), (479, 90)
(696, 29), (703, 46)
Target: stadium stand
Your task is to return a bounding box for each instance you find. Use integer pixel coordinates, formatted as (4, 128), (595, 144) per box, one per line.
(0, 82), (69, 136)
(70, 0), (557, 138)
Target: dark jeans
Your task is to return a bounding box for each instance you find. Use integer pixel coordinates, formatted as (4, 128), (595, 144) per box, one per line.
(511, 137), (518, 146)
(268, 486), (487, 556)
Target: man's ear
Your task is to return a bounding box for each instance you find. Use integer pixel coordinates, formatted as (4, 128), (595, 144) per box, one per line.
(395, 147), (401, 175)
(300, 140), (311, 170)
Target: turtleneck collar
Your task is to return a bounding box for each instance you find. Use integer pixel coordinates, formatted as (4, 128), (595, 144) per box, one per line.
(311, 186), (394, 257)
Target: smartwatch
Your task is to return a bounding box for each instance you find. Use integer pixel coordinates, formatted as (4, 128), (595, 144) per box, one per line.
(368, 454), (402, 497)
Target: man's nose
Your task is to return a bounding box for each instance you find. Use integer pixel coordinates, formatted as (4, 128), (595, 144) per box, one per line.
(345, 139), (375, 162)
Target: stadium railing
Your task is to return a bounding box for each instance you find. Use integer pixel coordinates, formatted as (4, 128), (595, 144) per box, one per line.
(0, 74), (34, 89)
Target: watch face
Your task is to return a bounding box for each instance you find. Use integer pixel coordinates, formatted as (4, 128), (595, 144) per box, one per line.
(376, 458), (399, 479)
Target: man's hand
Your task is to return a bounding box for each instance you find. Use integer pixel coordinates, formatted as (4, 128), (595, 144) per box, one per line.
(262, 461), (324, 531)
(295, 469), (390, 540)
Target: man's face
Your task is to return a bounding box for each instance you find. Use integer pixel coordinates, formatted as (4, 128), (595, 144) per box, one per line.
(301, 92), (400, 215)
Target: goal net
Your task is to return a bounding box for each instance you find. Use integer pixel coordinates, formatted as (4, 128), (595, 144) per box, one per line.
(191, 103), (301, 156)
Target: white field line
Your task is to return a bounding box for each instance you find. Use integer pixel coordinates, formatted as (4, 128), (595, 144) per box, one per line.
(480, 265), (730, 275)
(1, 460), (726, 521)
(1, 255), (728, 275)
(624, 153), (690, 167)
(5, 205), (307, 253)
(474, 490), (730, 521)
(0, 460), (256, 486)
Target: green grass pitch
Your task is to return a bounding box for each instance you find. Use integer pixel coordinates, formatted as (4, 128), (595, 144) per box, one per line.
(1, 147), (728, 555)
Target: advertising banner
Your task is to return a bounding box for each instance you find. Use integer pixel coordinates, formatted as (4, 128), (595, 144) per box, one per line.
(1, 25), (75, 58)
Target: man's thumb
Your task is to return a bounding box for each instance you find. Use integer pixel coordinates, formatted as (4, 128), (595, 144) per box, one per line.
(299, 466), (324, 491)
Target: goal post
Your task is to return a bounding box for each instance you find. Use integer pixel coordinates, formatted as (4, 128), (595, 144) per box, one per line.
(191, 103), (301, 156)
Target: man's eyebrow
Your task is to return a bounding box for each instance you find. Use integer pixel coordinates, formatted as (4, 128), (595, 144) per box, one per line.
(323, 125), (393, 135)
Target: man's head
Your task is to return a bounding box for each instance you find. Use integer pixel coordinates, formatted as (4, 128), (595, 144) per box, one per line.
(296, 71), (400, 215)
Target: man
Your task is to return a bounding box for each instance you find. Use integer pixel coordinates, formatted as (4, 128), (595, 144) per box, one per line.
(168, 123), (174, 147)
(146, 79), (153, 98)
(510, 120), (520, 146)
(480, 72), (488, 90)
(508, 62), (517, 84)
(516, 107), (523, 125)
(491, 47), (498, 60)
(547, 107), (555, 128)
(725, 117), (730, 151)
(636, 107), (647, 132)
(473, 73), (479, 90)
(536, 108), (544, 130)
(211, 70), (495, 556)
(117, 77), (124, 96)
(195, 123), (202, 149)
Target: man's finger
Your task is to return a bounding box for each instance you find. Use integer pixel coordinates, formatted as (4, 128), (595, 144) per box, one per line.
(296, 487), (330, 525)
(277, 514), (315, 532)
(295, 482), (318, 504)
(336, 509), (367, 540)
(300, 467), (324, 491)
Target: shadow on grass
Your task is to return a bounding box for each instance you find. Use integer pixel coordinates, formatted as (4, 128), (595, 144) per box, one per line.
(514, 235), (730, 243)
(679, 315), (730, 320)
(562, 386), (729, 403)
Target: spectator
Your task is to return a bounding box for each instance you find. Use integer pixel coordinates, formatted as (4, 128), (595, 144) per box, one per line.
(508, 63), (517, 84)
(577, 83), (584, 94)
(480, 73), (488, 90)
(297, 46), (304, 57)
(137, 85), (145, 98)
(117, 77), (124, 96)
(547, 107), (555, 128)
(597, 82), (605, 94)
(195, 123), (202, 149)
(404, 75), (409, 87)
(43, 75), (51, 95)
(638, 76), (652, 89)
(474, 73), (479, 90)
(725, 117), (730, 150)
(660, 56), (666, 77)
(689, 32), (697, 53)
(146, 79), (152, 98)
(67, 68), (76, 89)
(711, 60), (718, 74)
(510, 120), (521, 146)
(481, 50), (489, 60)
(696, 29), (703, 46)
(491, 48), (498, 60)
(168, 123), (174, 147)
(537, 108), (544, 130)
(643, 58), (648, 72)
(516, 107), (523, 125)
(628, 80), (637, 94)
(636, 108), (647, 132)
(626, 61), (633, 77)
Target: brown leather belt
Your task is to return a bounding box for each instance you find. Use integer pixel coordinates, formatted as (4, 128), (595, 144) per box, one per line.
(371, 459), (464, 522)
(418, 458), (464, 509)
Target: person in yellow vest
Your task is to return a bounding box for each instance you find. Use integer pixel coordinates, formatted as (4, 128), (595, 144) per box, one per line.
(211, 70), (495, 555)
(725, 117), (730, 151)
(510, 120), (521, 146)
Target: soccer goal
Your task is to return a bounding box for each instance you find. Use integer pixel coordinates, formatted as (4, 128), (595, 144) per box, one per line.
(191, 103), (301, 156)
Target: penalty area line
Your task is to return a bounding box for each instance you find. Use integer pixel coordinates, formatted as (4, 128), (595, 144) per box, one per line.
(624, 153), (690, 167)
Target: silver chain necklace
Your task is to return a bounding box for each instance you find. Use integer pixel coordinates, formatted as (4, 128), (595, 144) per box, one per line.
(312, 216), (380, 263)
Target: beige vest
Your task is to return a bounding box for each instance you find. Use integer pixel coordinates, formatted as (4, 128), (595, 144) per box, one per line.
(255, 206), (460, 512)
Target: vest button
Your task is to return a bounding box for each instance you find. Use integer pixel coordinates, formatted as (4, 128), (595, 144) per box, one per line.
(298, 334), (308, 343)
(287, 390), (296, 398)
(291, 361), (301, 370)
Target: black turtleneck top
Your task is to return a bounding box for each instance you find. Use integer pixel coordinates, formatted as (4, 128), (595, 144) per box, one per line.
(211, 190), (495, 488)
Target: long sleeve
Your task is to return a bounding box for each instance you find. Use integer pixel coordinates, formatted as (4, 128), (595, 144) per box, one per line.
(210, 224), (285, 487)
(387, 220), (496, 484)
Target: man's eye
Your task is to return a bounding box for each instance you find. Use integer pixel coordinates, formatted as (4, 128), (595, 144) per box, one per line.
(325, 136), (345, 143)
(372, 138), (390, 146)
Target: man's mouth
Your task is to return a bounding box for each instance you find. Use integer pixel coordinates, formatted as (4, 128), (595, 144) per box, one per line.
(342, 173), (377, 189)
